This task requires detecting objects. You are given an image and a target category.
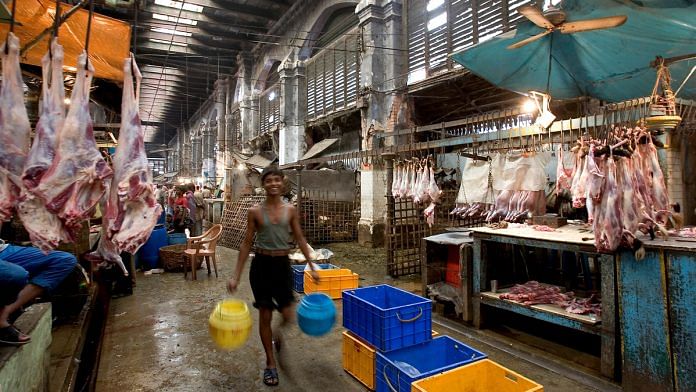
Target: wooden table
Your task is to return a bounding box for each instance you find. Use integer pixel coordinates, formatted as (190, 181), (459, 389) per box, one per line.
(616, 238), (696, 392)
(469, 224), (618, 379)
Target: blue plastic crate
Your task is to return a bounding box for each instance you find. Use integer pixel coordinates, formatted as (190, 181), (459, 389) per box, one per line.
(342, 284), (432, 352)
(291, 263), (338, 293)
(375, 336), (487, 392)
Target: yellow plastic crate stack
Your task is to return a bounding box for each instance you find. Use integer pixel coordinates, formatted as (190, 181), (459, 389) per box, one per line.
(411, 359), (544, 392)
(342, 331), (377, 390)
(342, 329), (441, 391)
(304, 268), (359, 299)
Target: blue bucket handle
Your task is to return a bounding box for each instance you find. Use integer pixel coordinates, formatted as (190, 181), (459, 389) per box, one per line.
(396, 306), (423, 323)
(382, 363), (401, 392)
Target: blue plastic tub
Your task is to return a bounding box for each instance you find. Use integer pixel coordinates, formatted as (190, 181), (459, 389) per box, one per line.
(291, 263), (339, 293)
(342, 284), (432, 352)
(168, 232), (188, 245)
(137, 226), (167, 269)
(375, 336), (487, 392)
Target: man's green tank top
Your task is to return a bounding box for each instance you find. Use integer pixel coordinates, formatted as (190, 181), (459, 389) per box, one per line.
(255, 202), (291, 250)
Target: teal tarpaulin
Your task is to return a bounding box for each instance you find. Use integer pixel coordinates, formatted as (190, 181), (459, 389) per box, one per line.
(450, 0), (696, 102)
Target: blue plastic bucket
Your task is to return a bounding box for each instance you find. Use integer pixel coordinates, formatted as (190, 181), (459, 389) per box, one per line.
(137, 226), (167, 269)
(168, 232), (187, 245)
(297, 293), (336, 337)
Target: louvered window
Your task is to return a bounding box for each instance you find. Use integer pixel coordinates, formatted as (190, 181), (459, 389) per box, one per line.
(306, 27), (360, 121)
(229, 104), (241, 148)
(259, 83), (280, 135)
(408, 0), (534, 84)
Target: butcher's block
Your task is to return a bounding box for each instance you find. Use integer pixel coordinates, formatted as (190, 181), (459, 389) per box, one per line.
(531, 215), (568, 228)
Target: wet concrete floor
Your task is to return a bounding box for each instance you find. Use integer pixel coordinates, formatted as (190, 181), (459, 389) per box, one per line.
(96, 245), (606, 391)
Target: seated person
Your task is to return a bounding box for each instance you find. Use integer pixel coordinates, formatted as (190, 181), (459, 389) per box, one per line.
(0, 239), (77, 345)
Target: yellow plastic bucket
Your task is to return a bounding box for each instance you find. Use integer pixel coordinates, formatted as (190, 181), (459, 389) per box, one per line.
(208, 299), (253, 350)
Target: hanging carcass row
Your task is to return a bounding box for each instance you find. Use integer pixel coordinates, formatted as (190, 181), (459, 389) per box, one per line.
(103, 56), (161, 255)
(17, 38), (71, 251)
(35, 52), (113, 239)
(0, 32), (31, 222)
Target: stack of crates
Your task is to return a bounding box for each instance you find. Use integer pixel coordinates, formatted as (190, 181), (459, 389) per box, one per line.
(291, 263), (339, 293)
(340, 285), (482, 392)
(342, 284), (544, 392)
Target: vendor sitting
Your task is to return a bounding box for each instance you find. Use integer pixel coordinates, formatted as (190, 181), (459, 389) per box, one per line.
(168, 205), (191, 234)
(0, 239), (76, 346)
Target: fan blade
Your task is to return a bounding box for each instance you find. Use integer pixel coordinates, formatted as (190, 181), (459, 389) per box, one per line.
(507, 30), (553, 50)
(518, 5), (555, 29)
(559, 15), (627, 34)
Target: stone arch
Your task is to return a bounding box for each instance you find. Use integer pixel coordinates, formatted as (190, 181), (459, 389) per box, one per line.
(297, 2), (358, 60)
(254, 58), (283, 92)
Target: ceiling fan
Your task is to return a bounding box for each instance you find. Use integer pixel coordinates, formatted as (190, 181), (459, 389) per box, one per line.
(507, 4), (627, 50)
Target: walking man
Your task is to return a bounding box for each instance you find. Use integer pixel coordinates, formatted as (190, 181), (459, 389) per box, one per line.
(227, 166), (318, 387)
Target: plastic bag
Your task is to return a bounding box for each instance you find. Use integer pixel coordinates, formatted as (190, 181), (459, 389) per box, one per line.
(456, 157), (492, 204)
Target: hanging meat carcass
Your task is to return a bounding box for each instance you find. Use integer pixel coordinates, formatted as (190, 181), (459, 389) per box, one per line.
(0, 33), (31, 221)
(423, 164), (442, 227)
(85, 183), (128, 275)
(392, 163), (402, 198)
(35, 52), (113, 236)
(17, 38), (71, 251)
(103, 57), (162, 254)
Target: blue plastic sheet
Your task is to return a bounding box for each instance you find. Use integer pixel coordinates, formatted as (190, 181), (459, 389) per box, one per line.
(451, 0), (696, 101)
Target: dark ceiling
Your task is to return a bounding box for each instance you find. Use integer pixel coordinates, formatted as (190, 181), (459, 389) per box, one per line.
(87, 0), (297, 148)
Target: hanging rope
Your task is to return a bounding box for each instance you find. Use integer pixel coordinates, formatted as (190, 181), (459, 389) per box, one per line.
(5, 0), (17, 54)
(49, 0), (60, 58)
(84, 0), (94, 70)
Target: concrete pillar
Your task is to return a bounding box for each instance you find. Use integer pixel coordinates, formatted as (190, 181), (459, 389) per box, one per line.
(278, 57), (307, 165)
(658, 130), (684, 215)
(182, 128), (192, 177)
(237, 53), (257, 154)
(356, 0), (405, 247)
(191, 134), (202, 177)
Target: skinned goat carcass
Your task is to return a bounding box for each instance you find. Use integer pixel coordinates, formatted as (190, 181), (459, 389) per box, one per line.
(85, 187), (128, 275)
(0, 33), (31, 221)
(594, 156), (623, 252)
(423, 165), (442, 227)
(35, 52), (113, 236)
(392, 164), (402, 198)
(555, 145), (574, 195)
(104, 57), (162, 255)
(17, 39), (70, 251)
(23, 38), (66, 189)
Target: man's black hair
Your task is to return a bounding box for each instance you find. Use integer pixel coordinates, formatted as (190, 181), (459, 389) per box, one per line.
(261, 165), (284, 182)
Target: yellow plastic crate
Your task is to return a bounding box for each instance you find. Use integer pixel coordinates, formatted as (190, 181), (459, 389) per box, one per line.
(304, 269), (359, 299)
(342, 330), (375, 390)
(412, 359), (543, 392)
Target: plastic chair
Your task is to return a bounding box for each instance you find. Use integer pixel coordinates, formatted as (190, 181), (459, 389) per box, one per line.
(184, 224), (223, 280)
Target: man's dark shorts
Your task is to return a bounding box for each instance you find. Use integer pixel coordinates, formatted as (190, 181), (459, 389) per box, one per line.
(249, 254), (294, 310)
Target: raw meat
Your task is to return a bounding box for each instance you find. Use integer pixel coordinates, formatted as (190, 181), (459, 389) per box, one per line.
(85, 188), (128, 275)
(22, 38), (66, 189)
(17, 38), (70, 251)
(35, 52), (113, 235)
(0, 33), (31, 221)
(104, 57), (161, 254)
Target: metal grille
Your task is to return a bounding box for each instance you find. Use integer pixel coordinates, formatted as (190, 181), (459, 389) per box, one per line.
(300, 189), (359, 244)
(386, 189), (484, 277)
(219, 195), (265, 250)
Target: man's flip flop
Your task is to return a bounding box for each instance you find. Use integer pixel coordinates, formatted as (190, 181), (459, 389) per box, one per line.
(263, 368), (279, 386)
(0, 325), (31, 346)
